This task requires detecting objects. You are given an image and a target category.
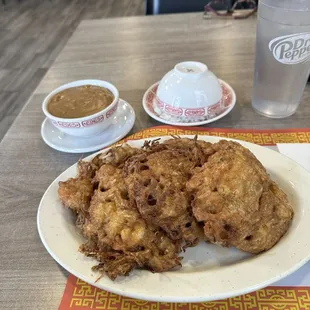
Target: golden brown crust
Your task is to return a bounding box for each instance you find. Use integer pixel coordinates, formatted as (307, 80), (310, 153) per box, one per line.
(58, 177), (93, 214)
(57, 138), (294, 279)
(187, 140), (294, 254)
(123, 139), (210, 247)
(82, 165), (183, 277)
(59, 150), (183, 280)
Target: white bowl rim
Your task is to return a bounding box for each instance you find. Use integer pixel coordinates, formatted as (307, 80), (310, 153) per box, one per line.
(42, 79), (119, 122)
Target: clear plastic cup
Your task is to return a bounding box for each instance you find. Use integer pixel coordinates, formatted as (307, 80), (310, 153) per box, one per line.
(252, 0), (310, 118)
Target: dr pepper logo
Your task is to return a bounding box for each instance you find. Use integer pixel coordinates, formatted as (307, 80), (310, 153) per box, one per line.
(269, 32), (310, 64)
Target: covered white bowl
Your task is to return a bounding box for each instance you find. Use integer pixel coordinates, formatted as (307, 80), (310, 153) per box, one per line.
(156, 61), (222, 119)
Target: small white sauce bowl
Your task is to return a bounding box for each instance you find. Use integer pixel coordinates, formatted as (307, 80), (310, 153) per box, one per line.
(42, 80), (119, 137)
(156, 61), (222, 119)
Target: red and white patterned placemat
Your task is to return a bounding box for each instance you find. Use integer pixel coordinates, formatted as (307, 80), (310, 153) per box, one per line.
(59, 126), (310, 310)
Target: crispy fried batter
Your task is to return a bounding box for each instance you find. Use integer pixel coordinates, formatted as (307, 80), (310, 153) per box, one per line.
(100, 144), (142, 167)
(163, 136), (215, 164)
(123, 139), (211, 247)
(58, 138), (294, 279)
(74, 162), (182, 279)
(80, 241), (138, 280)
(126, 170), (202, 245)
(77, 161), (97, 179)
(187, 140), (294, 254)
(58, 177), (93, 214)
(59, 144), (182, 279)
(93, 164), (127, 194)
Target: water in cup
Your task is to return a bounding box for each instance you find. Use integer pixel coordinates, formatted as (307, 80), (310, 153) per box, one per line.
(252, 0), (310, 118)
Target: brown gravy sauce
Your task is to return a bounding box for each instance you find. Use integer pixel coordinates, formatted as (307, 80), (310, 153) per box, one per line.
(48, 85), (114, 118)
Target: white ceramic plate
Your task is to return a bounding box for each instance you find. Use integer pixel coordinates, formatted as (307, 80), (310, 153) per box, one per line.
(41, 99), (135, 153)
(37, 136), (310, 303)
(143, 80), (236, 126)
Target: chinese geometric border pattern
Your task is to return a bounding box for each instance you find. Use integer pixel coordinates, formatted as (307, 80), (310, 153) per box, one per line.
(59, 126), (310, 310)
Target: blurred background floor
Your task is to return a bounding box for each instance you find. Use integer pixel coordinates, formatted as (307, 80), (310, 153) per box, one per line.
(0, 0), (144, 141)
